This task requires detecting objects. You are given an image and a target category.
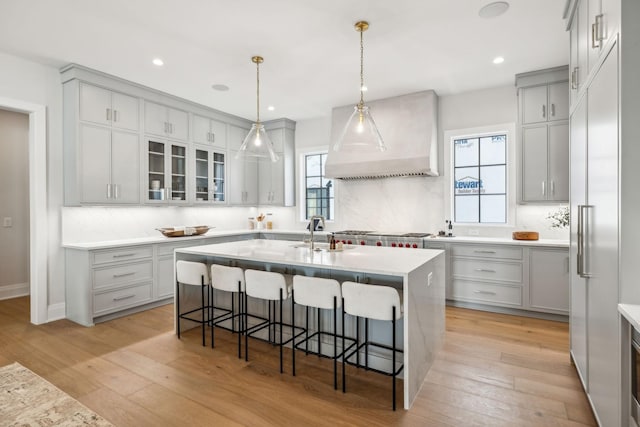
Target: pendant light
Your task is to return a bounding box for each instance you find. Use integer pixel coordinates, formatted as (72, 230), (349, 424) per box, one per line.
(334, 21), (386, 152)
(237, 56), (278, 162)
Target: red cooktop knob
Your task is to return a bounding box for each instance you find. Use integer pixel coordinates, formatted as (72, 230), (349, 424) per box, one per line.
(412, 243), (418, 248)
(347, 240), (352, 245)
(376, 241), (382, 246)
(341, 240), (346, 244)
(391, 243), (397, 247)
(360, 240), (365, 245)
(397, 243), (404, 248)
(406, 244), (411, 248)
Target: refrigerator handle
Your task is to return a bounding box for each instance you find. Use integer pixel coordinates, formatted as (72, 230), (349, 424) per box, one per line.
(579, 205), (593, 278)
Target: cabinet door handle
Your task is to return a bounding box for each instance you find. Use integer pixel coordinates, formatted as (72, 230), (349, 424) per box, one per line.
(571, 67), (579, 90)
(591, 15), (604, 48)
(551, 103), (556, 117)
(106, 108), (111, 121)
(113, 110), (118, 122)
(542, 181), (546, 196)
(114, 184), (120, 199)
(113, 253), (135, 258)
(113, 272), (136, 279)
(550, 180), (555, 196)
(474, 268), (496, 273)
(207, 132), (211, 142)
(113, 294), (136, 301)
(169, 123), (173, 134)
(164, 122), (168, 133)
(211, 132), (215, 143)
(106, 183), (112, 199)
(473, 250), (496, 254)
(473, 290), (496, 296)
(578, 205), (593, 278)
(542, 105), (546, 118)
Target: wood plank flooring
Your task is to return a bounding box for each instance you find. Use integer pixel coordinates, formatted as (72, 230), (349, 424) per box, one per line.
(0, 297), (596, 426)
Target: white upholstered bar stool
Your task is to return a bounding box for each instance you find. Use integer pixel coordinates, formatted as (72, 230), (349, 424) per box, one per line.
(176, 260), (211, 347)
(210, 264), (245, 358)
(244, 269), (302, 373)
(341, 281), (404, 411)
(291, 275), (356, 390)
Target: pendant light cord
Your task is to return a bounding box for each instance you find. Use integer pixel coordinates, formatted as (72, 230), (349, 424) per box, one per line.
(359, 27), (365, 107)
(256, 59), (261, 123)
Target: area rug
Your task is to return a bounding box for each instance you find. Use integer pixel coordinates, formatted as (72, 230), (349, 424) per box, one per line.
(0, 362), (113, 427)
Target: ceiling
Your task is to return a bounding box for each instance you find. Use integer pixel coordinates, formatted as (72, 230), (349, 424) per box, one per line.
(0, 0), (568, 122)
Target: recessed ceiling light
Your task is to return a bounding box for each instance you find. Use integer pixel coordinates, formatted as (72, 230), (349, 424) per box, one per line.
(211, 84), (230, 92)
(267, 105), (275, 111)
(479, 1), (509, 18)
(493, 56), (505, 64)
(152, 58), (164, 66)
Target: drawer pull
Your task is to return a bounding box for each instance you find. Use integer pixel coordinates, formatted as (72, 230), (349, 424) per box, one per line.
(113, 272), (136, 278)
(113, 253), (136, 258)
(475, 268), (496, 273)
(473, 290), (497, 296)
(473, 250), (496, 254)
(112, 294), (136, 301)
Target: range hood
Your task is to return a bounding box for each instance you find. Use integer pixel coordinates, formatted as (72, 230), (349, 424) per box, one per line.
(325, 90), (439, 179)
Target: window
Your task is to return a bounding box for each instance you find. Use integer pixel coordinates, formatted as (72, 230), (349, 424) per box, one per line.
(453, 134), (507, 223)
(304, 152), (333, 220)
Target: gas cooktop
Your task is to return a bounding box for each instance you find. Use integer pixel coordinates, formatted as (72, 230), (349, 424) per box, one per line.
(334, 230), (431, 238)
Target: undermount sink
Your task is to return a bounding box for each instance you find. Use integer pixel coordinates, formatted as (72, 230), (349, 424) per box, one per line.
(290, 242), (354, 251)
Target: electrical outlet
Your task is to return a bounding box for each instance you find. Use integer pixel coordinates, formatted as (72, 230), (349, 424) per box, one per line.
(3, 217), (12, 228)
(427, 272), (433, 287)
(468, 229), (479, 236)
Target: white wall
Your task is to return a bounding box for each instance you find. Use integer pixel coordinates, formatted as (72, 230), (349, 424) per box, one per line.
(0, 51), (65, 311)
(0, 109), (29, 298)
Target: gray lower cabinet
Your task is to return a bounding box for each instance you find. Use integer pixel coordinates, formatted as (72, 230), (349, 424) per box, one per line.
(424, 241), (569, 316)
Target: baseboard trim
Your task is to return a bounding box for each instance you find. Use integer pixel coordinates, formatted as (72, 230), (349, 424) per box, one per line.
(47, 302), (66, 322)
(0, 283), (29, 301)
(446, 300), (569, 322)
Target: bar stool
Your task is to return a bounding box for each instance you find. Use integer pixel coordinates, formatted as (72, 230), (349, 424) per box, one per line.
(341, 281), (404, 411)
(176, 260), (211, 347)
(291, 275), (356, 390)
(210, 264), (245, 358)
(244, 269), (303, 373)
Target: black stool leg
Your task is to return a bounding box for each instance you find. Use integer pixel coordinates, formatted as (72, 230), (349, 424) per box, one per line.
(292, 289), (296, 376)
(237, 280), (242, 359)
(176, 281), (181, 338)
(201, 278), (205, 347)
(317, 307), (322, 357)
(342, 297), (346, 393)
(211, 285), (215, 348)
(333, 296), (337, 390)
(305, 306), (310, 355)
(365, 318), (369, 370)
(356, 317), (360, 366)
(279, 288), (284, 374)
(392, 305), (397, 411)
(245, 290), (249, 362)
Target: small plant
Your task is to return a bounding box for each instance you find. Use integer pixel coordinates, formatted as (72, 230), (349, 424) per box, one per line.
(547, 206), (570, 229)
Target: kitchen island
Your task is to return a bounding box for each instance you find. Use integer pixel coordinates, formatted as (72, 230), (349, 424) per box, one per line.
(175, 238), (445, 410)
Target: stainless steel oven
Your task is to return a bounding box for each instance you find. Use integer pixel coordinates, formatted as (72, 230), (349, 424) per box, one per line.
(632, 328), (640, 424)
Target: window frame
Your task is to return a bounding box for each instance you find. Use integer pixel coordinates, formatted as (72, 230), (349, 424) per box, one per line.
(297, 147), (336, 223)
(444, 124), (516, 227)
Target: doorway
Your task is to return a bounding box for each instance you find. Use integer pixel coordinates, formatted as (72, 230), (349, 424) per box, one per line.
(0, 97), (47, 325)
(0, 109), (29, 299)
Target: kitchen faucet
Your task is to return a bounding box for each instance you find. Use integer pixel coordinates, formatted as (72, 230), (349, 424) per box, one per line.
(308, 215), (325, 251)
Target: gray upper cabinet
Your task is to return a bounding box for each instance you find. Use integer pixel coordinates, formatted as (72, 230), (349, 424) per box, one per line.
(228, 124), (258, 205)
(144, 101), (189, 142)
(79, 83), (139, 131)
(258, 121), (296, 206)
(192, 114), (227, 148)
(516, 66), (569, 203)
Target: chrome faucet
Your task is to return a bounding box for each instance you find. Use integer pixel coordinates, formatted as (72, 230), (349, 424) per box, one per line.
(308, 215), (325, 251)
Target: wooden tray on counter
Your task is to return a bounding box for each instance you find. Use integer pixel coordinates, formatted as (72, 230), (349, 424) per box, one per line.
(157, 226), (212, 238)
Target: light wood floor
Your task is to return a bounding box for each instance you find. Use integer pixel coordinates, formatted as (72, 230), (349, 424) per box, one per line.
(0, 297), (596, 426)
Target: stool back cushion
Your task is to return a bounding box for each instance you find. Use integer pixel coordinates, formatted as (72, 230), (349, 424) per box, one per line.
(176, 261), (209, 286)
(211, 265), (245, 292)
(342, 281), (402, 321)
(293, 275), (342, 310)
(245, 269), (290, 301)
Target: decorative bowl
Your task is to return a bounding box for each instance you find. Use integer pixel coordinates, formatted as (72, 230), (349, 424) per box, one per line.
(157, 225), (212, 238)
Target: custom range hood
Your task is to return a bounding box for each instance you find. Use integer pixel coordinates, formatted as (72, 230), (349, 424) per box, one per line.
(325, 90), (439, 179)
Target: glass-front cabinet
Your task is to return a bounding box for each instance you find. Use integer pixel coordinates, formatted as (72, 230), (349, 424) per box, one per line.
(193, 145), (226, 203)
(147, 139), (188, 204)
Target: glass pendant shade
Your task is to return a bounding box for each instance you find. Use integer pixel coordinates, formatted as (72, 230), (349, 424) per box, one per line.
(236, 122), (278, 162)
(334, 20), (386, 153)
(334, 104), (386, 152)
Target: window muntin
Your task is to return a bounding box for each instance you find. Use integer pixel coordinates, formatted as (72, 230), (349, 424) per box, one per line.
(453, 134), (507, 224)
(304, 153), (333, 220)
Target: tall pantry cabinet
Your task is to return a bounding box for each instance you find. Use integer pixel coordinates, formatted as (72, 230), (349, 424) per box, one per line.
(565, 0), (640, 425)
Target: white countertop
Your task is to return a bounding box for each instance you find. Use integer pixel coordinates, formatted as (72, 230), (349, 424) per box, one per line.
(425, 235), (569, 248)
(618, 304), (640, 331)
(177, 238), (443, 276)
